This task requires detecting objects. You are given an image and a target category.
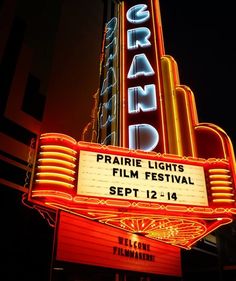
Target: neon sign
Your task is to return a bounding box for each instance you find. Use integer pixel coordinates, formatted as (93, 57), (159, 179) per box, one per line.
(127, 53), (155, 78)
(123, 2), (163, 152)
(98, 17), (118, 145)
(127, 27), (151, 50)
(126, 4), (150, 24)
(128, 84), (157, 114)
(129, 124), (159, 151)
(78, 150), (207, 206)
(28, 0), (236, 251)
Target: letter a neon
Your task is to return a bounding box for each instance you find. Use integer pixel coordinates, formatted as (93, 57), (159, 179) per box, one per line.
(127, 53), (154, 79)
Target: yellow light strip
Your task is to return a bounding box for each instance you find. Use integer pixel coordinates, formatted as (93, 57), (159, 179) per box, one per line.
(39, 151), (76, 162)
(209, 175), (231, 180)
(212, 193), (234, 197)
(150, 0), (167, 153)
(35, 179), (74, 189)
(210, 180), (232, 186)
(40, 145), (77, 155)
(36, 172), (75, 182)
(37, 158), (76, 168)
(32, 190), (73, 201)
(211, 187), (233, 191)
(40, 133), (77, 145)
(161, 57), (183, 155)
(119, 1), (126, 147)
(209, 168), (230, 174)
(213, 199), (235, 203)
(37, 165), (75, 175)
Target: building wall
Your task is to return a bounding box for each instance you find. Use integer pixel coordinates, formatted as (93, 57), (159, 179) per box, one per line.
(0, 1), (104, 280)
(0, 1), (59, 280)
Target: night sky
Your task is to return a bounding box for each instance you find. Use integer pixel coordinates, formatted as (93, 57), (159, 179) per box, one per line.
(159, 0), (236, 150)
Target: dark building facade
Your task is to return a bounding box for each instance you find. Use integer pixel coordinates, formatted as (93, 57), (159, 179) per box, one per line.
(1, 1), (236, 281)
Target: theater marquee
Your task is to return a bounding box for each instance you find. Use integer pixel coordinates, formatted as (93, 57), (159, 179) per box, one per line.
(78, 150), (208, 206)
(29, 134), (236, 249)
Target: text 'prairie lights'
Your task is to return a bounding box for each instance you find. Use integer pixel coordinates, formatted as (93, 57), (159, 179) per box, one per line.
(127, 4), (159, 151)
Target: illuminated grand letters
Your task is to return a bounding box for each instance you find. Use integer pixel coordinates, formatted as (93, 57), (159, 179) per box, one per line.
(100, 95), (116, 128)
(127, 27), (151, 50)
(101, 67), (116, 96)
(129, 124), (159, 151)
(126, 4), (159, 151)
(106, 17), (117, 40)
(126, 4), (150, 24)
(99, 17), (118, 145)
(128, 84), (157, 113)
(127, 53), (154, 79)
(105, 37), (117, 66)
